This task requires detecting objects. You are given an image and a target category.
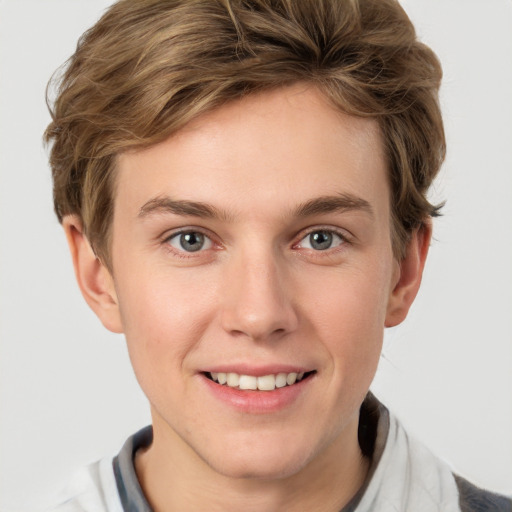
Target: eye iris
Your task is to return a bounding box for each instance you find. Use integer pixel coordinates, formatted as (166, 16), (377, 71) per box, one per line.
(180, 232), (204, 252)
(310, 231), (333, 250)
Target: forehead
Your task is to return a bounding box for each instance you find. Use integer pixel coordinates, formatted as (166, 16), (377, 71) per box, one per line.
(115, 84), (387, 220)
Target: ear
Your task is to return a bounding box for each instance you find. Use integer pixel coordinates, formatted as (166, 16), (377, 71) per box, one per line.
(63, 215), (123, 333)
(385, 222), (432, 327)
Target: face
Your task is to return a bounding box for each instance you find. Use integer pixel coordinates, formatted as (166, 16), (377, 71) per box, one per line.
(103, 85), (403, 479)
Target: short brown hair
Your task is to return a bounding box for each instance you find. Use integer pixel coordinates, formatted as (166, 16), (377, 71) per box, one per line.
(45, 0), (445, 265)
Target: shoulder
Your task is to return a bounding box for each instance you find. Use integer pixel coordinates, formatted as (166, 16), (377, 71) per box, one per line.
(46, 456), (123, 512)
(454, 474), (512, 512)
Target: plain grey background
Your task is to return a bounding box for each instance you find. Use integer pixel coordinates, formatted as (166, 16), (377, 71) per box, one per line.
(1, 0), (511, 509)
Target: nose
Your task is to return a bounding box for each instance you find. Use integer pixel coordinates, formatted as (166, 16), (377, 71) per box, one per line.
(220, 249), (299, 342)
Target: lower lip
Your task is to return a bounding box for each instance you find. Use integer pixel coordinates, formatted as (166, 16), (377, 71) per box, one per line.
(200, 374), (312, 414)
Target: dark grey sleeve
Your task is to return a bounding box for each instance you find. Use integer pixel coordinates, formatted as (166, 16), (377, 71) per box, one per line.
(455, 474), (512, 512)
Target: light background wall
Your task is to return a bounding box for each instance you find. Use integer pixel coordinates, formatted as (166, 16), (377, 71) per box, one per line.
(0, 0), (511, 509)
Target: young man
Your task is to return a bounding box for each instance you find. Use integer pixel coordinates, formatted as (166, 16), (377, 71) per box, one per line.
(44, 0), (511, 510)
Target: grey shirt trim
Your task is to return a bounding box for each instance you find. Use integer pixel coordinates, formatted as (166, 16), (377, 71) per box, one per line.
(113, 426), (153, 512)
(340, 393), (389, 511)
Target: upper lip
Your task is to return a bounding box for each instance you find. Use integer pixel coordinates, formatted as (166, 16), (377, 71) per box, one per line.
(200, 364), (314, 377)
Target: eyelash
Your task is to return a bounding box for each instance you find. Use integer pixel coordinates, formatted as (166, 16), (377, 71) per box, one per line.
(161, 226), (352, 259)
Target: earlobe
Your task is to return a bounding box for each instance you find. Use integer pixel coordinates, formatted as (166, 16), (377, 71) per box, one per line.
(63, 215), (124, 334)
(385, 222), (432, 328)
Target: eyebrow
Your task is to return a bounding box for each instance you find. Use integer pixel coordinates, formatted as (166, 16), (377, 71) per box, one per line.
(293, 194), (374, 218)
(138, 196), (233, 221)
(138, 193), (373, 221)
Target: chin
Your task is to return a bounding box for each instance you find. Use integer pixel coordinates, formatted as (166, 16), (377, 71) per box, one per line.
(198, 432), (319, 481)
(211, 454), (309, 481)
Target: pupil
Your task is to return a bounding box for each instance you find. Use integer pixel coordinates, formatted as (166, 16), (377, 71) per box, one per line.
(310, 231), (332, 250)
(180, 232), (204, 252)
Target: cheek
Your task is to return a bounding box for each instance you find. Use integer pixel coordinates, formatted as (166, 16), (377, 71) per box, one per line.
(115, 265), (217, 386)
(303, 264), (390, 374)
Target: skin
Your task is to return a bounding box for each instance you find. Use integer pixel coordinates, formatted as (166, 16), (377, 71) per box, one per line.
(64, 84), (430, 511)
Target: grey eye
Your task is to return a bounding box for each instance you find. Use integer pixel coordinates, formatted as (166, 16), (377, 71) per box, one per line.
(299, 230), (344, 251)
(168, 231), (212, 252)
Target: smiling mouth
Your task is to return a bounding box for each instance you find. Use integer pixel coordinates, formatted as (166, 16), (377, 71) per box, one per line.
(204, 371), (316, 391)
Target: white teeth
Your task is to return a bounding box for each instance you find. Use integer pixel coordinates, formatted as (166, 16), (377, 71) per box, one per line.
(239, 375), (257, 390)
(257, 374), (276, 391)
(286, 372), (298, 385)
(227, 373), (239, 387)
(275, 373), (287, 388)
(209, 371), (309, 391)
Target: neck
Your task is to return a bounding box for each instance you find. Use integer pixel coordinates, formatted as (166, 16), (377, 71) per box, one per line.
(135, 414), (370, 512)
